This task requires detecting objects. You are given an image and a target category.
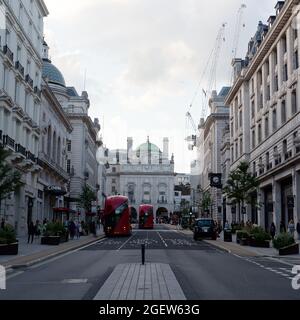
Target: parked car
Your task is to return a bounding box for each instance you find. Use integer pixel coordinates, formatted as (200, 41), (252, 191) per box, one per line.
(193, 218), (218, 240)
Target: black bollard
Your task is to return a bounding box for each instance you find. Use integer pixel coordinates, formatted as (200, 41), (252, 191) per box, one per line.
(141, 244), (145, 265)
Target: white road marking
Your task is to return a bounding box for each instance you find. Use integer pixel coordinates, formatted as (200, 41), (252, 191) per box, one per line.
(157, 232), (168, 248)
(117, 233), (136, 251)
(62, 279), (88, 284)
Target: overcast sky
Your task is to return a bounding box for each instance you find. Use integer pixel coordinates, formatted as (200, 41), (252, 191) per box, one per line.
(44, 0), (276, 173)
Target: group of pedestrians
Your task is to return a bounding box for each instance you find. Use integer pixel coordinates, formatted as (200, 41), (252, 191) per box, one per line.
(27, 220), (45, 244)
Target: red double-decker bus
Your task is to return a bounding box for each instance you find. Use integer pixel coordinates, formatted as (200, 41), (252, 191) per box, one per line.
(139, 205), (154, 229)
(102, 196), (132, 237)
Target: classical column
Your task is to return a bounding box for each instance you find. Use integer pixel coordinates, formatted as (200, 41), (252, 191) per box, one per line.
(273, 178), (281, 231)
(257, 188), (264, 228)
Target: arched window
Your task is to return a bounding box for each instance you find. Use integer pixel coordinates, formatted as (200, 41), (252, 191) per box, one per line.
(57, 136), (61, 166)
(52, 131), (56, 161)
(47, 126), (52, 156)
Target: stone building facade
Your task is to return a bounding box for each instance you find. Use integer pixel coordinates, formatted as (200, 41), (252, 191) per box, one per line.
(226, 0), (300, 233)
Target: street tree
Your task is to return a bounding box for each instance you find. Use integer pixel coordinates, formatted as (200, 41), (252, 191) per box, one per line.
(223, 161), (259, 222)
(78, 185), (97, 214)
(201, 190), (212, 216)
(0, 146), (24, 215)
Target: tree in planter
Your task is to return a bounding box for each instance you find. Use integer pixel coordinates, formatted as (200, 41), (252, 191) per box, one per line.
(223, 161), (259, 223)
(78, 185), (97, 218)
(200, 190), (212, 217)
(0, 146), (24, 218)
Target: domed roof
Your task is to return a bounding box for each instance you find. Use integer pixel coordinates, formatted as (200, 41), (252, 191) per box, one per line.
(136, 139), (161, 156)
(42, 59), (66, 87)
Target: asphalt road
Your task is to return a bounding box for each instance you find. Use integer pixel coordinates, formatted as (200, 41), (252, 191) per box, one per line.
(0, 225), (299, 300)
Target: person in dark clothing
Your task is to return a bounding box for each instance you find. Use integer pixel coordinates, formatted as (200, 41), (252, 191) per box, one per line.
(280, 221), (286, 233)
(28, 221), (35, 244)
(0, 218), (5, 229)
(270, 222), (276, 240)
(69, 220), (76, 240)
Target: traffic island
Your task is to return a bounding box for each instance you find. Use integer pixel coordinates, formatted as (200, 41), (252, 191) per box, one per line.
(0, 242), (19, 255)
(279, 243), (299, 256)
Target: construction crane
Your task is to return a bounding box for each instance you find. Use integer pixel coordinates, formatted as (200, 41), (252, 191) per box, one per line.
(230, 4), (247, 83)
(185, 23), (227, 151)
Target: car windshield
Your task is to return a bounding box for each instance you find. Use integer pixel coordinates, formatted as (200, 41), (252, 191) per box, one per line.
(197, 220), (214, 227)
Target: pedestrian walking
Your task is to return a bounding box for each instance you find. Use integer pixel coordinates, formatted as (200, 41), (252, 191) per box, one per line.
(270, 222), (276, 240)
(69, 220), (76, 240)
(224, 221), (230, 230)
(28, 221), (35, 244)
(288, 220), (295, 236)
(75, 221), (81, 239)
(280, 221), (286, 233)
(0, 218), (5, 229)
(35, 220), (42, 239)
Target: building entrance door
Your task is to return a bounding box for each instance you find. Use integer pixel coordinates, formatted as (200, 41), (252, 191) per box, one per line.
(281, 178), (293, 227)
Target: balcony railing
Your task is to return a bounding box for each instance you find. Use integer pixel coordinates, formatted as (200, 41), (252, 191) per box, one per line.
(284, 151), (292, 161)
(3, 135), (15, 149)
(3, 45), (14, 63)
(274, 156), (282, 166)
(34, 86), (41, 97)
(266, 163), (273, 171)
(15, 144), (26, 157)
(26, 151), (36, 163)
(15, 61), (24, 77)
(25, 74), (34, 88)
(157, 199), (168, 204)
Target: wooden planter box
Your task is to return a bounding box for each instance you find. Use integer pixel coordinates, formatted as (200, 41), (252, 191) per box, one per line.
(0, 242), (19, 255)
(41, 236), (60, 246)
(279, 243), (299, 256)
(224, 231), (232, 242)
(240, 238), (249, 246)
(59, 233), (69, 243)
(249, 238), (270, 248)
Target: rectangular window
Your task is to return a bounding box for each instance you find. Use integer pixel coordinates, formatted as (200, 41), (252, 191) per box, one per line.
(273, 108), (277, 132)
(274, 74), (278, 92)
(283, 35), (287, 53)
(258, 124), (262, 144)
(266, 84), (270, 101)
(294, 50), (299, 70)
(283, 63), (288, 82)
(239, 110), (242, 128)
(252, 130), (256, 149)
(251, 101), (255, 119)
(112, 179), (116, 184)
(281, 100), (286, 124)
(240, 138), (243, 155)
(67, 160), (71, 174)
(67, 140), (72, 152)
(265, 117), (269, 138)
(292, 90), (297, 115)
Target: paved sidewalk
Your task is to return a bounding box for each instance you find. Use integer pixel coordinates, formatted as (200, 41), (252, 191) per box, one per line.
(94, 263), (186, 300)
(164, 224), (300, 258)
(0, 230), (105, 270)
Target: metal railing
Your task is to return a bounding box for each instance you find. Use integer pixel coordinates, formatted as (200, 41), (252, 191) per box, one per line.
(25, 74), (34, 88)
(15, 144), (26, 157)
(3, 135), (15, 149)
(3, 45), (14, 63)
(26, 151), (36, 163)
(15, 61), (24, 77)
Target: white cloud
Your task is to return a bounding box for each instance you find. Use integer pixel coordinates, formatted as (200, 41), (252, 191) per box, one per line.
(44, 0), (277, 173)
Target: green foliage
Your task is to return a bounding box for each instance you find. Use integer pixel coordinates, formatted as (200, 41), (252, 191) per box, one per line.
(43, 222), (66, 237)
(201, 191), (212, 212)
(273, 233), (295, 250)
(250, 227), (271, 242)
(0, 146), (24, 202)
(236, 230), (250, 240)
(223, 161), (259, 209)
(0, 224), (17, 244)
(78, 185), (97, 213)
